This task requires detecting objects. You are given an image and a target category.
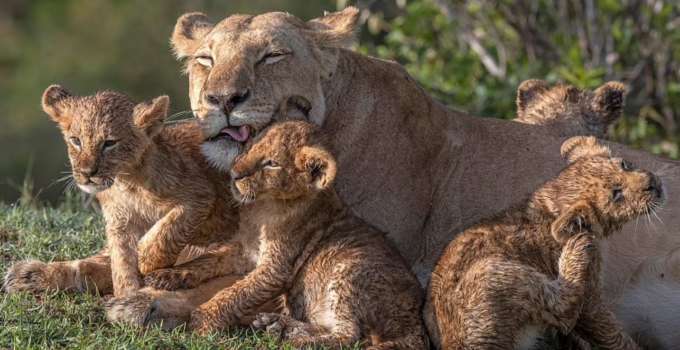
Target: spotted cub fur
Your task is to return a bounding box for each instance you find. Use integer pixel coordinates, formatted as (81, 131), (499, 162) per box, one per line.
(187, 120), (427, 349)
(4, 86), (238, 296)
(515, 80), (626, 138)
(425, 137), (660, 350)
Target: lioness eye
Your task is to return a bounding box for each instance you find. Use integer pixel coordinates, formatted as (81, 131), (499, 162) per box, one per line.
(262, 51), (287, 64)
(70, 137), (81, 148)
(612, 188), (623, 201)
(265, 160), (279, 168)
(103, 140), (117, 149)
(195, 56), (214, 68)
(620, 160), (631, 171)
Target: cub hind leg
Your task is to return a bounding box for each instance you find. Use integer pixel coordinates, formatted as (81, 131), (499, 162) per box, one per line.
(3, 250), (112, 294)
(434, 234), (595, 350)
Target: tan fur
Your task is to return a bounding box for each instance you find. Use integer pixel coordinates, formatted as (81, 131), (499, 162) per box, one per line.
(186, 120), (426, 349)
(425, 137), (657, 350)
(3, 86), (239, 296)
(101, 8), (680, 347)
(514, 80), (626, 138)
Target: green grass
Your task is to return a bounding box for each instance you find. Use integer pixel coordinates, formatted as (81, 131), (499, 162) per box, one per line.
(0, 202), (355, 350)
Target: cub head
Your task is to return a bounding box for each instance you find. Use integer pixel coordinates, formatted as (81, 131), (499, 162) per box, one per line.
(515, 80), (626, 137)
(42, 85), (169, 194)
(539, 137), (663, 242)
(171, 7), (360, 172)
(230, 116), (335, 204)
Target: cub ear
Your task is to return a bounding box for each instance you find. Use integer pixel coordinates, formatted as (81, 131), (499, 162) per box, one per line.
(305, 6), (361, 49)
(516, 79), (549, 113)
(551, 201), (602, 242)
(561, 136), (611, 164)
(42, 85), (75, 125)
(592, 81), (626, 123)
(133, 96), (169, 137)
(171, 13), (216, 59)
(297, 146), (337, 190)
(276, 96), (312, 122)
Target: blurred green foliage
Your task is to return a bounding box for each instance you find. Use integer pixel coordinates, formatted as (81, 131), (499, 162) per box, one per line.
(359, 0), (680, 157)
(2, 0), (680, 204)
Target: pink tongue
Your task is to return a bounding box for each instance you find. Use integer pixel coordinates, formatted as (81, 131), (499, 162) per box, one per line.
(221, 125), (250, 142)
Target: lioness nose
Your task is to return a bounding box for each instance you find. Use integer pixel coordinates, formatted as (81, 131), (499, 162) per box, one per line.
(204, 90), (250, 114)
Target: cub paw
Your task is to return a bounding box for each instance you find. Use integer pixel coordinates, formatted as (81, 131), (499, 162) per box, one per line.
(104, 290), (190, 330)
(252, 312), (285, 338)
(143, 268), (198, 291)
(3, 260), (57, 293)
(188, 308), (224, 335)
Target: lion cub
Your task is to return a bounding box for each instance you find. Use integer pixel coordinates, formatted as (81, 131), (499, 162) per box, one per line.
(514, 80), (626, 138)
(5, 86), (238, 296)
(425, 137), (661, 350)
(187, 121), (427, 349)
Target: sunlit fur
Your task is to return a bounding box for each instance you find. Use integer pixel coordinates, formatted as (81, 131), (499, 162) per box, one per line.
(514, 80), (626, 138)
(425, 137), (662, 350)
(3, 86), (239, 301)
(187, 120), (427, 349)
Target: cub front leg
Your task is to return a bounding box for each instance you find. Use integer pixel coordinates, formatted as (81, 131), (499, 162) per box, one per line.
(144, 243), (252, 291)
(3, 250), (112, 294)
(137, 205), (210, 276)
(107, 224), (144, 296)
(189, 260), (293, 334)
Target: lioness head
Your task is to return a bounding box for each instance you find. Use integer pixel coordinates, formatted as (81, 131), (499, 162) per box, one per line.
(42, 85), (169, 194)
(171, 7), (360, 172)
(515, 80), (626, 137)
(230, 118), (335, 204)
(537, 137), (663, 242)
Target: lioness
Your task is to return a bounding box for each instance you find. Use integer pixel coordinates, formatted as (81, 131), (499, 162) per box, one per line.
(514, 80), (626, 138)
(3, 86), (239, 296)
(22, 7), (680, 348)
(425, 137), (655, 350)
(185, 120), (427, 349)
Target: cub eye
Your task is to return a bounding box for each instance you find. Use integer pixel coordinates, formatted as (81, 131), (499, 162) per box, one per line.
(621, 160), (631, 171)
(261, 51), (288, 64)
(195, 56), (214, 68)
(264, 160), (280, 168)
(612, 188), (623, 202)
(103, 140), (117, 149)
(70, 137), (81, 148)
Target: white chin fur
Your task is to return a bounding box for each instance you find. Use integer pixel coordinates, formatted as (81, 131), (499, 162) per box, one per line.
(77, 183), (104, 194)
(202, 139), (242, 173)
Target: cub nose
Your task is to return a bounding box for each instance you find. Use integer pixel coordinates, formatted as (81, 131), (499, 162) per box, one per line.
(645, 175), (663, 198)
(78, 167), (99, 180)
(204, 90), (251, 114)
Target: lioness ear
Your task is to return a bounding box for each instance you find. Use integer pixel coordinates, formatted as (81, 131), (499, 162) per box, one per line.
(42, 85), (75, 126)
(592, 81), (626, 123)
(297, 146), (337, 190)
(561, 136), (611, 164)
(551, 201), (601, 242)
(306, 6), (361, 49)
(516, 79), (549, 113)
(171, 13), (216, 59)
(133, 96), (169, 137)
